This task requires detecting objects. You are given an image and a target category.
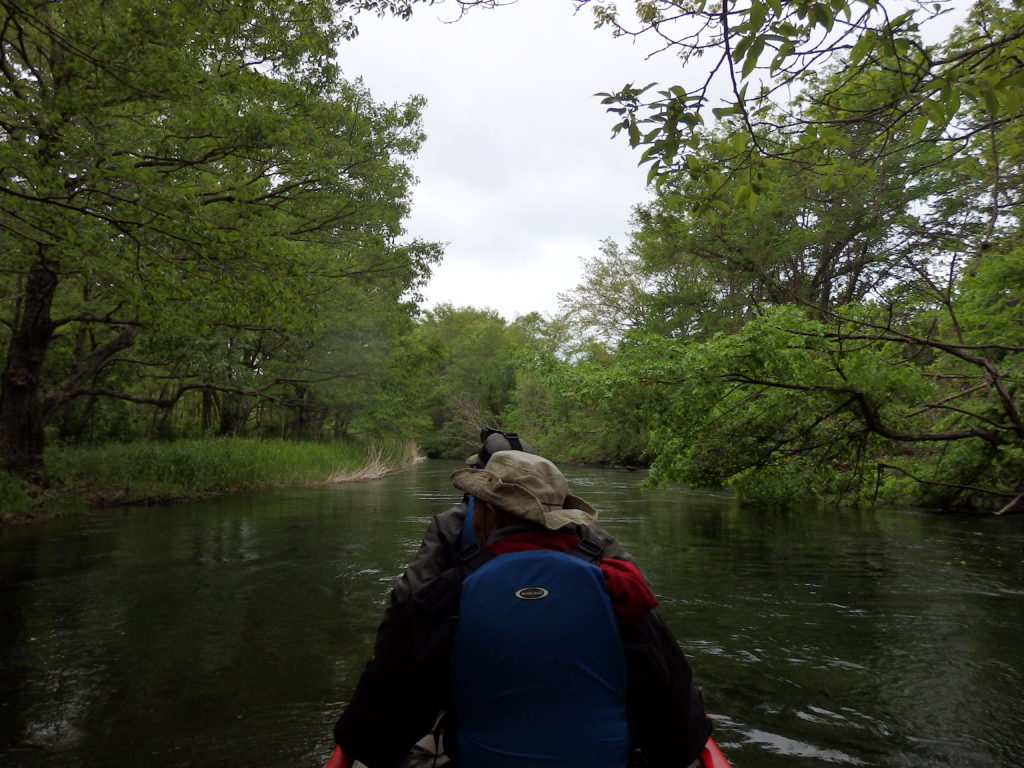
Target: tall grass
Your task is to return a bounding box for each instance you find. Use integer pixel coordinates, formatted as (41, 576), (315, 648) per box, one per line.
(40, 438), (418, 508)
(0, 470), (30, 519)
(323, 440), (425, 483)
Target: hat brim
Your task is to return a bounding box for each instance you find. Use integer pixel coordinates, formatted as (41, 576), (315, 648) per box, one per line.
(451, 467), (597, 530)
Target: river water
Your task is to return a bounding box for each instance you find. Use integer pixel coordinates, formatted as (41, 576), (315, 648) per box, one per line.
(1, 460), (1022, 768)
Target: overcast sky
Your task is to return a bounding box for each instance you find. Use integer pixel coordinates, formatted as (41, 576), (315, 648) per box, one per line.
(338, 1), (971, 322)
(338, 3), (689, 321)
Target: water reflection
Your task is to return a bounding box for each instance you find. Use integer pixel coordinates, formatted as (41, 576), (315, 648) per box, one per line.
(1, 460), (1023, 768)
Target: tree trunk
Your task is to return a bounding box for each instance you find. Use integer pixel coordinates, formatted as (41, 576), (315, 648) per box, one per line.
(0, 265), (59, 477)
(202, 387), (216, 433)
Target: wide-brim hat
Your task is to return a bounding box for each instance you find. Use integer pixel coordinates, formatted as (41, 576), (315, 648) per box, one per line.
(451, 450), (597, 531)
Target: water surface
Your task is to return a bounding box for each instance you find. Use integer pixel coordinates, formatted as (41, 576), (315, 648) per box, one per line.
(1, 460), (1022, 767)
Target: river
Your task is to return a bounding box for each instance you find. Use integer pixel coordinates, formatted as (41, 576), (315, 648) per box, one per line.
(1, 460), (1022, 768)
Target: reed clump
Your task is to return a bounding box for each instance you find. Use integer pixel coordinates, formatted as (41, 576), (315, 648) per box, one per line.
(323, 440), (425, 483)
(41, 438), (366, 505)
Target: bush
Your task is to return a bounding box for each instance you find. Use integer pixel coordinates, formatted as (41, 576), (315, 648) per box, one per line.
(0, 470), (30, 520)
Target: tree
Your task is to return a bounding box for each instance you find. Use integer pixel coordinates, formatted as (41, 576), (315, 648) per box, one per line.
(1, 0), (437, 475)
(409, 305), (524, 457)
(586, 0), (1024, 196)
(547, 3), (1024, 510)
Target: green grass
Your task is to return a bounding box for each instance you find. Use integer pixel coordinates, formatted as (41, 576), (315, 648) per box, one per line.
(2, 438), (426, 522)
(45, 437), (370, 503)
(0, 470), (30, 519)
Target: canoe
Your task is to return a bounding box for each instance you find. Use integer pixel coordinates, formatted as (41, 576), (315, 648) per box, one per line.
(700, 738), (731, 768)
(325, 735), (732, 768)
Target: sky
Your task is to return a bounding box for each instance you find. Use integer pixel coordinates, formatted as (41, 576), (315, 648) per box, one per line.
(338, 1), (971, 322)
(337, 3), (690, 321)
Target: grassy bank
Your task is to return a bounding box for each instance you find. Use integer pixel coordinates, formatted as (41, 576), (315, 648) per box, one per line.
(1, 438), (425, 523)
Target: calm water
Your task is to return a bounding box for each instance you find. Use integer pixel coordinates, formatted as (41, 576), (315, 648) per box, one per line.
(1, 460), (1023, 768)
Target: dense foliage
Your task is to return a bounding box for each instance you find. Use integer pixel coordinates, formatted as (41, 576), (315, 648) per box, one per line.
(536, 0), (1024, 512)
(4, 0), (1021, 515)
(1, 0), (438, 476)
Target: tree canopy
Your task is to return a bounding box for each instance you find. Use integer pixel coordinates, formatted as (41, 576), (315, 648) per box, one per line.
(5, 0), (1022, 514)
(544, 0), (1024, 512)
(1, 0), (438, 475)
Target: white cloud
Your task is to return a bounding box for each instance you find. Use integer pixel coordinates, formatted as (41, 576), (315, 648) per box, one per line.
(338, 1), (976, 321)
(338, 2), (685, 320)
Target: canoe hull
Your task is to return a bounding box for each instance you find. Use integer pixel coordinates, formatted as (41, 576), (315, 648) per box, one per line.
(326, 735), (732, 768)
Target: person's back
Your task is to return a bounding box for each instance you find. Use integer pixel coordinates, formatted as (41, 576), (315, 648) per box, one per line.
(332, 448), (711, 768)
(453, 546), (629, 768)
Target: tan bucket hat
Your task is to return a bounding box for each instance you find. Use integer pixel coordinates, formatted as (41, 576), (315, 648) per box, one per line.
(451, 451), (597, 530)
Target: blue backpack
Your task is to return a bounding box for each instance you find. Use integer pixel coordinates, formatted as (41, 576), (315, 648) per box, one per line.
(451, 540), (630, 768)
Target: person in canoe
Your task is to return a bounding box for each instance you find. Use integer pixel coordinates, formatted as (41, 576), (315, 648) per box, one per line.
(390, 428), (640, 603)
(331, 446), (712, 768)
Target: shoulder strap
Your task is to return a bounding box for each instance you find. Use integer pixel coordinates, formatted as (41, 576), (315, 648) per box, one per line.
(572, 535), (604, 563)
(458, 542), (495, 576)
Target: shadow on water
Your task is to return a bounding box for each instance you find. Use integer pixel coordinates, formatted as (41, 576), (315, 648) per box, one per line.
(2, 459), (1023, 768)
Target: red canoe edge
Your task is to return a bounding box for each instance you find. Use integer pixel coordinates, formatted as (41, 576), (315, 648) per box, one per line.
(326, 736), (732, 768)
(701, 737), (732, 768)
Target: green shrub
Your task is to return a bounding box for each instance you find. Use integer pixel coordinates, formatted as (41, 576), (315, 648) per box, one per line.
(0, 471), (30, 520)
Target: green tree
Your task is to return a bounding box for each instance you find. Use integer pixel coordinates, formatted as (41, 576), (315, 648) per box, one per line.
(588, 0), (1024, 195)
(0, 0), (437, 475)
(549, 3), (1024, 510)
(409, 305), (524, 457)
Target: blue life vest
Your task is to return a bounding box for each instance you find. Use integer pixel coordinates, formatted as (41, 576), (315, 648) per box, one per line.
(451, 548), (629, 768)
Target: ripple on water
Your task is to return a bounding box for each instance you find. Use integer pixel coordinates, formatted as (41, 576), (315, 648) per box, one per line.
(742, 728), (867, 764)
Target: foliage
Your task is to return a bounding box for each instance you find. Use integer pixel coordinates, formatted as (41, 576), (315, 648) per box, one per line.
(0, 470), (29, 519)
(534, 1), (1024, 511)
(406, 305), (527, 457)
(0, 0), (438, 476)
(586, 0), (1024, 198)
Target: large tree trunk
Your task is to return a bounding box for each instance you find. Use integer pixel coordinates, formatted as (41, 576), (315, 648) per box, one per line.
(0, 265), (59, 477)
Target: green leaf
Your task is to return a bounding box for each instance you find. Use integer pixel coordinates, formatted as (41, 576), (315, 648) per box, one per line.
(981, 89), (1000, 115)
(909, 114), (929, 140)
(749, 0), (766, 30)
(809, 4), (834, 32)
(732, 35), (752, 64)
(742, 38), (765, 79)
(850, 31), (874, 65)
(628, 120), (641, 147)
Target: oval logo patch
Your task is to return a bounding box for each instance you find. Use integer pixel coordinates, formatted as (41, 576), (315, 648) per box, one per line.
(515, 587), (549, 600)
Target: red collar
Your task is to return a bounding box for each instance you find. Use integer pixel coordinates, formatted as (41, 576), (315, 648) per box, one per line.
(485, 529), (580, 555)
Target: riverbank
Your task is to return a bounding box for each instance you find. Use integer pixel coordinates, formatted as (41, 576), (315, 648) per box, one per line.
(0, 438), (425, 524)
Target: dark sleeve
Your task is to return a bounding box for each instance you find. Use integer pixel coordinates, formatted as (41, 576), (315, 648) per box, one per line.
(334, 570), (462, 768)
(389, 503), (466, 604)
(622, 610), (711, 768)
(582, 522), (637, 564)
